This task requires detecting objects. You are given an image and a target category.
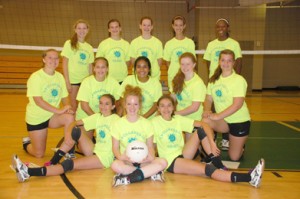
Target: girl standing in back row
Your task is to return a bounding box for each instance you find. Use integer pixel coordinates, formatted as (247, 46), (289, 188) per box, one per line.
(96, 19), (130, 84)
(129, 16), (163, 80)
(164, 15), (196, 87)
(61, 19), (95, 112)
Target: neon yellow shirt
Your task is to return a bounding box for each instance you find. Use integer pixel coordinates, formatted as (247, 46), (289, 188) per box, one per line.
(151, 115), (194, 168)
(82, 113), (120, 168)
(111, 116), (153, 154)
(96, 38), (130, 82)
(76, 75), (121, 120)
(26, 69), (68, 125)
(129, 36), (163, 79)
(61, 40), (94, 83)
(170, 73), (206, 120)
(207, 72), (250, 123)
(119, 75), (162, 118)
(163, 37), (195, 86)
(203, 38), (242, 77)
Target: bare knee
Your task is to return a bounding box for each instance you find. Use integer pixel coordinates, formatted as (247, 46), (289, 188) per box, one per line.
(155, 158), (168, 170)
(64, 114), (74, 125)
(111, 160), (124, 173)
(32, 150), (45, 158)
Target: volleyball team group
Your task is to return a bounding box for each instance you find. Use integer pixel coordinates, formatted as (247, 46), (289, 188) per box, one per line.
(11, 15), (264, 188)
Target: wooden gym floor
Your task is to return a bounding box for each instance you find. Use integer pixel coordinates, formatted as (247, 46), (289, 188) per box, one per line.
(0, 89), (299, 199)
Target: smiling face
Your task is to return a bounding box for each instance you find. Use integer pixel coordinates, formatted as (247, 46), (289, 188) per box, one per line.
(125, 95), (140, 117)
(158, 98), (174, 120)
(219, 53), (235, 73)
(75, 22), (89, 41)
(93, 59), (108, 80)
(135, 59), (150, 81)
(43, 50), (59, 70)
(140, 18), (153, 35)
(215, 20), (229, 40)
(99, 95), (115, 116)
(172, 19), (186, 35)
(180, 56), (196, 76)
(108, 21), (121, 37)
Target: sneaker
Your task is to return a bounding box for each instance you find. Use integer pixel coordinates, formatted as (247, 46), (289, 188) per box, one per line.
(249, 158), (265, 188)
(112, 174), (130, 187)
(220, 139), (229, 151)
(151, 171), (165, 182)
(11, 154), (30, 182)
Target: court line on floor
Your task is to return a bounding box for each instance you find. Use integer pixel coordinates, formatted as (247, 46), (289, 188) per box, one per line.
(56, 138), (85, 199)
(276, 121), (300, 132)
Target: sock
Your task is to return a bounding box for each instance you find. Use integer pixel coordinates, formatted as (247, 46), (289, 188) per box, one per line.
(50, 149), (66, 165)
(23, 143), (30, 153)
(28, 167), (47, 176)
(231, 172), (251, 182)
(208, 154), (225, 169)
(68, 145), (75, 154)
(222, 133), (229, 141)
(128, 168), (144, 183)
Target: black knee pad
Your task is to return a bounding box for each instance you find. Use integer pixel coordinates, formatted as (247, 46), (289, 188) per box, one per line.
(196, 127), (207, 141)
(71, 126), (81, 142)
(61, 159), (74, 173)
(204, 164), (217, 177)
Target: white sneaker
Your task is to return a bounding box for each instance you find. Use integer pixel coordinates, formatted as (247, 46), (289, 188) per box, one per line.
(11, 154), (30, 182)
(151, 171), (165, 182)
(112, 174), (130, 187)
(221, 139), (229, 151)
(249, 158), (265, 188)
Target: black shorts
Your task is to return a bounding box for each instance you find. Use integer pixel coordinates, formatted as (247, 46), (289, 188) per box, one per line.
(167, 155), (184, 173)
(228, 121), (251, 137)
(71, 83), (81, 86)
(26, 120), (50, 131)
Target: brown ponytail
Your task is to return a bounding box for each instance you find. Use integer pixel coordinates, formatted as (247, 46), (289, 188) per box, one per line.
(70, 19), (89, 50)
(172, 52), (196, 94)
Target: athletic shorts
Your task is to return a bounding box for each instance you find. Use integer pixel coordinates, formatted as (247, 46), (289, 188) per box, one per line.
(26, 119), (50, 131)
(167, 155), (184, 173)
(71, 83), (81, 86)
(228, 121), (251, 137)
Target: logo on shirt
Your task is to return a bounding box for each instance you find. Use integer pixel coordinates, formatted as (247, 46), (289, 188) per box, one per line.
(215, 51), (221, 58)
(168, 134), (176, 142)
(98, 95), (102, 100)
(99, 130), (106, 138)
(128, 137), (137, 143)
(114, 51), (121, 58)
(176, 51), (183, 57)
(216, 89), (222, 97)
(176, 93), (183, 101)
(51, 89), (58, 97)
(141, 51), (148, 57)
(80, 53), (87, 60)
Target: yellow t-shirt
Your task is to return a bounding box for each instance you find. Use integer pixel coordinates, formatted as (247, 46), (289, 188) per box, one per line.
(119, 75), (162, 118)
(111, 116), (153, 154)
(170, 73), (206, 120)
(76, 75), (121, 120)
(129, 36), (163, 80)
(82, 113), (120, 168)
(163, 37), (195, 86)
(151, 115), (194, 168)
(26, 69), (68, 125)
(96, 38), (130, 82)
(61, 40), (94, 83)
(203, 38), (242, 78)
(207, 72), (250, 123)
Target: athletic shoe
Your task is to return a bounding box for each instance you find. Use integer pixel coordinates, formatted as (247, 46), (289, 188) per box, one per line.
(150, 171), (165, 182)
(11, 154), (30, 182)
(112, 174), (130, 187)
(51, 148), (75, 160)
(249, 158), (265, 188)
(220, 139), (229, 151)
